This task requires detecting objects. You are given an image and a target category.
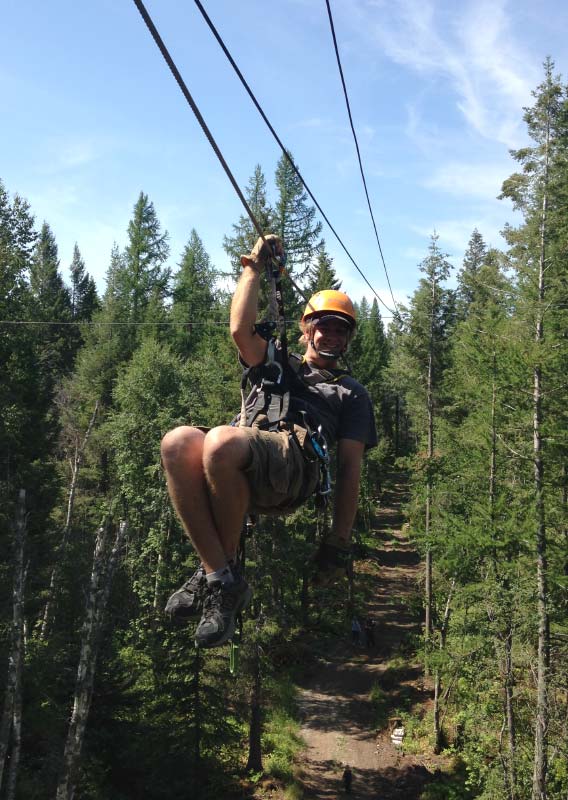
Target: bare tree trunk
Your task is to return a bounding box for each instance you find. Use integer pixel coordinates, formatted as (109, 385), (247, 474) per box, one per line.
(41, 402), (99, 639)
(56, 519), (127, 800)
(0, 490), (27, 794)
(301, 568), (310, 627)
(246, 641), (263, 773)
(193, 647), (201, 783)
(394, 394), (400, 457)
(504, 622), (517, 800)
(424, 275), (436, 658)
(153, 514), (170, 612)
(433, 579), (454, 753)
(532, 116), (550, 800)
(5, 674), (22, 800)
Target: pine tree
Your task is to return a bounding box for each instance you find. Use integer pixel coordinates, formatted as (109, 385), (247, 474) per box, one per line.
(113, 192), (170, 326)
(390, 234), (454, 684)
(273, 151), (323, 281)
(499, 59), (568, 799)
(69, 244), (99, 322)
(457, 228), (487, 317)
(355, 299), (388, 406)
(223, 165), (274, 278)
(305, 241), (342, 294)
(170, 229), (216, 356)
(29, 222), (74, 378)
(68, 243), (99, 357)
(0, 182), (39, 521)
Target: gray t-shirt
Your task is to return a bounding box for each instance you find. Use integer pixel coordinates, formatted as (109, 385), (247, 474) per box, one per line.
(244, 348), (378, 450)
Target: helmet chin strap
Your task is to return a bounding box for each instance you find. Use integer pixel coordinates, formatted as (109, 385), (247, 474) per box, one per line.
(309, 337), (345, 360)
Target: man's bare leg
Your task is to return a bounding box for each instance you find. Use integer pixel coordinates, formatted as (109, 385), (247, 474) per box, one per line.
(161, 425), (253, 570)
(202, 427), (252, 562)
(161, 426), (227, 573)
(161, 425), (254, 646)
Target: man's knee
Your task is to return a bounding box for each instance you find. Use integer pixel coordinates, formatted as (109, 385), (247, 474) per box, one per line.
(203, 426), (251, 472)
(161, 426), (205, 470)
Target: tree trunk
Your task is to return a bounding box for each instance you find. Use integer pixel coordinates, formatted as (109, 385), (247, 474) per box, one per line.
(504, 621), (517, 800)
(5, 678), (22, 800)
(531, 114), (550, 800)
(56, 519), (127, 800)
(246, 641), (263, 773)
(491, 357), (518, 799)
(433, 579), (454, 753)
(424, 274), (436, 653)
(193, 647), (201, 792)
(0, 490), (27, 794)
(301, 568), (310, 627)
(41, 402), (99, 639)
(153, 520), (171, 613)
(394, 394), (400, 457)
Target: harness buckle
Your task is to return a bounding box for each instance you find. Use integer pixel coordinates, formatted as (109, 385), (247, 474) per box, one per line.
(298, 413), (331, 497)
(313, 424), (332, 495)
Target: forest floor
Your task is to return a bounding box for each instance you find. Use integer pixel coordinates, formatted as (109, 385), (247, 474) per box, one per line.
(289, 472), (452, 800)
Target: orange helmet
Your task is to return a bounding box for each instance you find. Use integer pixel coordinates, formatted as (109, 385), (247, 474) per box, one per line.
(302, 290), (357, 328)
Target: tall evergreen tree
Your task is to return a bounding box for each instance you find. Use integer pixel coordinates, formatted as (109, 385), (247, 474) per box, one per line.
(29, 222), (74, 378)
(457, 228), (487, 317)
(305, 241), (341, 294)
(273, 151), (323, 281)
(0, 182), (39, 501)
(113, 192), (170, 325)
(223, 165), (274, 278)
(170, 229), (216, 356)
(69, 244), (99, 322)
(68, 243), (99, 357)
(500, 59), (568, 799)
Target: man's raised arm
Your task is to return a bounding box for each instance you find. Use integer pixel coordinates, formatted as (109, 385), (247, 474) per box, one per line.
(230, 234), (283, 366)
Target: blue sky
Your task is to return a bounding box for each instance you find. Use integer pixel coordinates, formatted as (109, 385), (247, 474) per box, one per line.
(2, 0), (567, 317)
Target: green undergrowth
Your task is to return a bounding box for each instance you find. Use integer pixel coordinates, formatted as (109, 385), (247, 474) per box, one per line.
(262, 676), (304, 787)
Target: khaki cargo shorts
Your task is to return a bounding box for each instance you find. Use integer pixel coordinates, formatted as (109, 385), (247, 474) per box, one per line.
(241, 424), (320, 514)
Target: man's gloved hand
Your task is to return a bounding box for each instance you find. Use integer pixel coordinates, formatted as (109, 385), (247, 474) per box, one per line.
(240, 234), (284, 271)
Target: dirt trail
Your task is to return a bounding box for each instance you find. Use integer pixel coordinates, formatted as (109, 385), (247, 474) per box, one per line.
(296, 474), (439, 799)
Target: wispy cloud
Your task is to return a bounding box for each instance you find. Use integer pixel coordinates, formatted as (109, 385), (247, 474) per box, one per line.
(424, 160), (508, 199)
(56, 141), (98, 169)
(291, 117), (328, 129)
(355, 0), (538, 147)
(410, 216), (507, 258)
(38, 138), (102, 174)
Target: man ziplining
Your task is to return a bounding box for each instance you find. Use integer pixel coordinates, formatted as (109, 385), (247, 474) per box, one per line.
(161, 234), (377, 648)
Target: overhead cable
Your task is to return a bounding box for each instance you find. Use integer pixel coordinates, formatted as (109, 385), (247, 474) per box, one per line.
(0, 317), (394, 327)
(192, 0), (394, 316)
(131, 0), (265, 242)
(325, 0), (398, 316)
(132, 0), (317, 314)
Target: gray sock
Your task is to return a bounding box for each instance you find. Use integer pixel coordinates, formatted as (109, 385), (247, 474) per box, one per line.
(206, 565), (234, 585)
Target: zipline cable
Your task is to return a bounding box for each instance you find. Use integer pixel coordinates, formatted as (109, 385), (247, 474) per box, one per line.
(325, 0), (398, 316)
(0, 316), (395, 327)
(131, 0), (264, 242)
(131, 0), (314, 316)
(192, 0), (394, 317)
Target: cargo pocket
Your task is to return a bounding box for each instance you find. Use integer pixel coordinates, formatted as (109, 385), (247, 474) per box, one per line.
(266, 434), (293, 495)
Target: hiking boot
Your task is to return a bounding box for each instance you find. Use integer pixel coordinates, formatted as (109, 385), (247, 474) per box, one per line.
(165, 565), (207, 621)
(194, 577), (252, 649)
(312, 540), (351, 587)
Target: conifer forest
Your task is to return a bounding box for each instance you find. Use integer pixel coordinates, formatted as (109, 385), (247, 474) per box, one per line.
(1, 62), (567, 800)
